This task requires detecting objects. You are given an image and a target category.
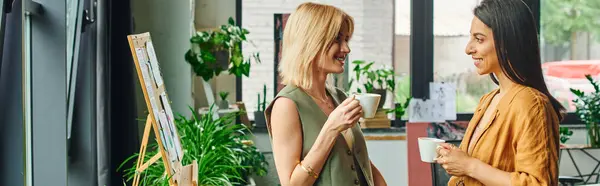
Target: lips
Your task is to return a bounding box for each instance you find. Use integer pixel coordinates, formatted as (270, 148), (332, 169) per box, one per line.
(472, 57), (483, 67)
(335, 55), (346, 65)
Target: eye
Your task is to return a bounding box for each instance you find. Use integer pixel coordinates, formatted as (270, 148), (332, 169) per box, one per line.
(334, 36), (343, 43)
(475, 37), (483, 43)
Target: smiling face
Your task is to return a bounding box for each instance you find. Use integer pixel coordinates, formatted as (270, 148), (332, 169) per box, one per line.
(315, 23), (351, 75)
(465, 17), (500, 75)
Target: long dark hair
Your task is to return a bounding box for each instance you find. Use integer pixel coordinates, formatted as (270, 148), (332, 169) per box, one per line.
(474, 0), (565, 120)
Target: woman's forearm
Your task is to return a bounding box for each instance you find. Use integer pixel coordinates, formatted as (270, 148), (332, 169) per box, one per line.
(468, 158), (511, 186)
(288, 122), (339, 185)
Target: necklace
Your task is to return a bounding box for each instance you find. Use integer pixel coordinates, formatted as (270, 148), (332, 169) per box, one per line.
(306, 92), (335, 110)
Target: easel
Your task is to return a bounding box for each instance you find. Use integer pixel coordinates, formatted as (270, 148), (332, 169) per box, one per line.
(128, 32), (198, 186)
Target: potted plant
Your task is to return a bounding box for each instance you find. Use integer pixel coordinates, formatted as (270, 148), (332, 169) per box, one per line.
(185, 17), (261, 82)
(118, 106), (268, 186)
(218, 91), (230, 109)
(349, 60), (395, 108)
(570, 74), (600, 147)
(254, 84), (268, 127)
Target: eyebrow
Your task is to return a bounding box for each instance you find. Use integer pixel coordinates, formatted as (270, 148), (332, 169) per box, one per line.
(472, 32), (486, 37)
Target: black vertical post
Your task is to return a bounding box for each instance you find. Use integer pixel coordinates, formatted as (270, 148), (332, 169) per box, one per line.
(273, 14), (281, 97)
(236, 0), (242, 102)
(107, 0), (138, 185)
(410, 0), (434, 99)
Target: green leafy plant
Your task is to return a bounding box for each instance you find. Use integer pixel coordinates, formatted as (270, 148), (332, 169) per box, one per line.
(219, 91), (230, 101)
(560, 127), (574, 144)
(118, 106), (268, 186)
(570, 74), (600, 147)
(387, 97), (412, 118)
(349, 60), (395, 93)
(256, 84), (267, 112)
(185, 17), (261, 81)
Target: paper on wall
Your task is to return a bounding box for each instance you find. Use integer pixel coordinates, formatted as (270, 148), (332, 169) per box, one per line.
(146, 41), (164, 87)
(429, 82), (457, 120)
(408, 98), (446, 123)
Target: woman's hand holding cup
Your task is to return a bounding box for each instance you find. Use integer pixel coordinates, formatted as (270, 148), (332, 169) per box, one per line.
(325, 95), (363, 133)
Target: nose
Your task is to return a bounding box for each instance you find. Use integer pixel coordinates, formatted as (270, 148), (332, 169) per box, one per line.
(341, 41), (351, 53)
(465, 42), (475, 55)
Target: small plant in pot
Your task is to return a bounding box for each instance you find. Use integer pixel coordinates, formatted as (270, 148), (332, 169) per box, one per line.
(185, 17), (261, 81)
(570, 74), (600, 147)
(218, 91), (230, 109)
(254, 84), (268, 127)
(349, 60), (395, 108)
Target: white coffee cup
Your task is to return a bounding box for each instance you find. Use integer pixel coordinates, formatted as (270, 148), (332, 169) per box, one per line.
(354, 93), (381, 119)
(417, 137), (446, 163)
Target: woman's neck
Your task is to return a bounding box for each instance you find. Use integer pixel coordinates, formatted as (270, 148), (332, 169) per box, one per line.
(494, 71), (517, 95)
(305, 72), (329, 99)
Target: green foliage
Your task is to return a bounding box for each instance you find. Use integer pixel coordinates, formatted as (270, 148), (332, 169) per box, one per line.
(570, 74), (600, 147)
(185, 17), (261, 81)
(219, 91), (230, 101)
(560, 127), (574, 144)
(389, 76), (412, 118)
(541, 0), (600, 45)
(118, 106), (268, 186)
(256, 84), (267, 112)
(387, 97), (411, 118)
(349, 60), (395, 93)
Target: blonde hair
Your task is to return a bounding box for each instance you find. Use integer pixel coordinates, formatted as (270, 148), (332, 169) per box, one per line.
(279, 2), (354, 90)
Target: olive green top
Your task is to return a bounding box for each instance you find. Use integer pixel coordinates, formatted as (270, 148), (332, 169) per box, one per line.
(265, 85), (374, 186)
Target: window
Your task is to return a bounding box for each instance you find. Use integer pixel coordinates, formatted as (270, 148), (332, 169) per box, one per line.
(433, 0), (494, 113)
(540, 0), (600, 112)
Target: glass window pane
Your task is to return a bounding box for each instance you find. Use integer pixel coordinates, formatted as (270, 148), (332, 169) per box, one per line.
(433, 0), (494, 113)
(541, 0), (600, 112)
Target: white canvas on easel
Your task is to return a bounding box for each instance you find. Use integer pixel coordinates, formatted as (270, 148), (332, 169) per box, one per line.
(128, 32), (197, 186)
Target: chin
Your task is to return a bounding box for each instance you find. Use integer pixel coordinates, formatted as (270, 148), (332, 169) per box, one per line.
(476, 69), (492, 75)
(333, 67), (344, 74)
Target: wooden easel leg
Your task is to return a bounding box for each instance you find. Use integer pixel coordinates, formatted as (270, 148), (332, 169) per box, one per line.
(178, 160), (198, 186)
(133, 114), (153, 186)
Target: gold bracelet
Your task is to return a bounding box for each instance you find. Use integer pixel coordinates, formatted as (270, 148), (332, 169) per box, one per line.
(297, 160), (319, 179)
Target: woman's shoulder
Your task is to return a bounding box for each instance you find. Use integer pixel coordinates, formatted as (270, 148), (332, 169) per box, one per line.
(510, 86), (551, 109)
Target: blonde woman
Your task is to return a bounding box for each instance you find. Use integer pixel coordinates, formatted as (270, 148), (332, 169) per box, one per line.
(264, 2), (387, 186)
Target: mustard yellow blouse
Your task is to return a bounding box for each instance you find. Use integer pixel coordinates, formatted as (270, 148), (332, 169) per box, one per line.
(448, 85), (560, 186)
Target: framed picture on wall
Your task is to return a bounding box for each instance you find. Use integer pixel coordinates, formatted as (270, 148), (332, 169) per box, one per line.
(274, 13), (290, 96)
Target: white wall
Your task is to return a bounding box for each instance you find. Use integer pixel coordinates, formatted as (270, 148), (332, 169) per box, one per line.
(132, 0), (194, 117)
